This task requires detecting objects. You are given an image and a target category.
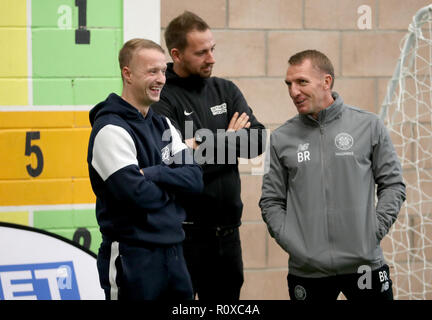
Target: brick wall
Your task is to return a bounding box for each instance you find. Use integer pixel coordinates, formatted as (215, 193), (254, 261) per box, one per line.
(161, 0), (432, 299)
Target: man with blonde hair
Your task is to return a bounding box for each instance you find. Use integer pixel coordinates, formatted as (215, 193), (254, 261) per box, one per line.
(88, 38), (203, 300)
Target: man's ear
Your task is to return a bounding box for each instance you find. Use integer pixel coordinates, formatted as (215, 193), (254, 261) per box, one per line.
(171, 48), (182, 63)
(324, 74), (333, 90)
(122, 66), (131, 84)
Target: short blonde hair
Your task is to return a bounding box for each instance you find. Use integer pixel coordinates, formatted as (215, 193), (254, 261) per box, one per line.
(118, 38), (165, 74)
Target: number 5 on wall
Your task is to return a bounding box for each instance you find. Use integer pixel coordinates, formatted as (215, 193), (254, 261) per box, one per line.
(25, 131), (44, 178)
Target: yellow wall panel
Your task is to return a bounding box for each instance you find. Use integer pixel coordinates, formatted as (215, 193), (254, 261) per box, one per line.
(42, 128), (91, 178)
(0, 179), (73, 206)
(0, 111), (91, 128)
(0, 128), (91, 179)
(0, 80), (28, 106)
(0, 29), (27, 77)
(73, 178), (96, 204)
(0, 211), (29, 226)
(74, 111), (91, 128)
(0, 23), (28, 105)
(0, 111), (75, 129)
(0, 129), (27, 178)
(0, 0), (26, 27)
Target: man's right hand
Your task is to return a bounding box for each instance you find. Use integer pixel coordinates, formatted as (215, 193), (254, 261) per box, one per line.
(227, 112), (251, 132)
(185, 138), (199, 150)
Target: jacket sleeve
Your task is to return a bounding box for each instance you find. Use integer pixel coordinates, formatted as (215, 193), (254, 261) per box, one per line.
(226, 81), (266, 159)
(372, 118), (406, 240)
(143, 159), (203, 195)
(195, 81), (267, 175)
(259, 133), (290, 253)
(143, 117), (204, 194)
(91, 124), (170, 211)
(205, 81), (266, 159)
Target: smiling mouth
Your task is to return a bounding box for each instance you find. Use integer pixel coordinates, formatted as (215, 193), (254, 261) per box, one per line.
(149, 86), (162, 94)
(295, 99), (306, 107)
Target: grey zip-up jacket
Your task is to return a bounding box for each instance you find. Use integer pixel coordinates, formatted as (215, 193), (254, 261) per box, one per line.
(259, 92), (406, 278)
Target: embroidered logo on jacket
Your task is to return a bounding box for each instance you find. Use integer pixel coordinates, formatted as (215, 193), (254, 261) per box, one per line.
(335, 133), (354, 150)
(294, 285), (307, 300)
(161, 146), (170, 163)
(297, 143), (311, 163)
(210, 103), (227, 115)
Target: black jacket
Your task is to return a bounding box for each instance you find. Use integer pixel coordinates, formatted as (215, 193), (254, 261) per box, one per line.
(87, 93), (203, 245)
(152, 63), (266, 228)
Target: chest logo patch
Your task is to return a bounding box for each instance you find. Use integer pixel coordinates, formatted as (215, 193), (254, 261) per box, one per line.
(335, 133), (354, 151)
(210, 103), (227, 116)
(161, 146), (170, 162)
(297, 143), (311, 163)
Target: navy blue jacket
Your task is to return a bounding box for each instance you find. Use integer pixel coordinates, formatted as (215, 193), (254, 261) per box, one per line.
(87, 93), (203, 245)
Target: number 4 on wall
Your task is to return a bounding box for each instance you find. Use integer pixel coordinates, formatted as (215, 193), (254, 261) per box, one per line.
(75, 0), (90, 44)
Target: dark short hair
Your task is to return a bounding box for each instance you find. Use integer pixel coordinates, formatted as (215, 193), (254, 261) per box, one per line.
(119, 38), (164, 72)
(288, 50), (335, 89)
(164, 11), (210, 56)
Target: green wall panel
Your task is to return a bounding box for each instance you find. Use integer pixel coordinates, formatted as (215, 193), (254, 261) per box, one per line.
(34, 209), (101, 254)
(32, 29), (122, 78)
(31, 0), (123, 105)
(34, 209), (74, 228)
(33, 78), (122, 105)
(32, 0), (122, 28)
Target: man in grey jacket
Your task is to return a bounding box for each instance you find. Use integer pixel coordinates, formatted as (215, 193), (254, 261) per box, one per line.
(259, 50), (406, 300)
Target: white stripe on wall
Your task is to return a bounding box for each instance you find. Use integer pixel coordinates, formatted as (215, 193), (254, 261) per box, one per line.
(123, 0), (161, 44)
(0, 203), (95, 213)
(0, 105), (93, 111)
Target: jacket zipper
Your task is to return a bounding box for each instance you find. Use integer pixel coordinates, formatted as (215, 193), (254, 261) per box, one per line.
(319, 124), (335, 275)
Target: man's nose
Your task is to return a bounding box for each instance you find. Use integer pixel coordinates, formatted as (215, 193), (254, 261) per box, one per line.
(157, 71), (166, 85)
(206, 51), (216, 64)
(289, 83), (300, 98)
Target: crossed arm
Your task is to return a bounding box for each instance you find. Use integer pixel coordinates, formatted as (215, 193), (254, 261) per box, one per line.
(91, 123), (203, 211)
(185, 111), (251, 149)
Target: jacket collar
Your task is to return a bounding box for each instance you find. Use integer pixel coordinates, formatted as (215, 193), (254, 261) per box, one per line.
(89, 93), (154, 126)
(165, 62), (207, 90)
(299, 92), (344, 126)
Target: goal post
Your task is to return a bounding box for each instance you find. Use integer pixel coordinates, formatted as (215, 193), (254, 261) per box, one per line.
(379, 4), (432, 300)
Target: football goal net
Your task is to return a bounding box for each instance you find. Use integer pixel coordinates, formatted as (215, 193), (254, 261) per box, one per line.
(380, 4), (432, 300)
